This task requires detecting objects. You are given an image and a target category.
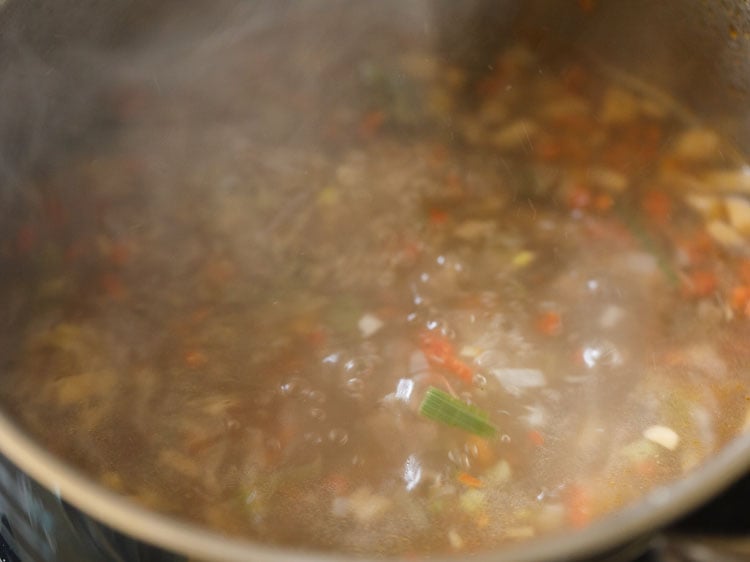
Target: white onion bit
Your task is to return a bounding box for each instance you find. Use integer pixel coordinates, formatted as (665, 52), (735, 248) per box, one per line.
(643, 425), (680, 451)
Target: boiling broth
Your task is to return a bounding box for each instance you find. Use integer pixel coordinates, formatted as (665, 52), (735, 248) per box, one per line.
(2, 24), (750, 557)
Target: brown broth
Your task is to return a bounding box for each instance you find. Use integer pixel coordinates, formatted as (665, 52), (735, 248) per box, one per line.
(2, 35), (750, 556)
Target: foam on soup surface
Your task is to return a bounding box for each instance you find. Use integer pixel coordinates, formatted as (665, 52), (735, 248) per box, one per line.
(3, 37), (750, 556)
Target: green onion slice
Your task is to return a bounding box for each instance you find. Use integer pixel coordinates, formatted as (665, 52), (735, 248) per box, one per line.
(419, 386), (498, 438)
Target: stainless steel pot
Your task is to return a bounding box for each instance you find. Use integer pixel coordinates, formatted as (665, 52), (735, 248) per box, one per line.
(1, 1), (750, 561)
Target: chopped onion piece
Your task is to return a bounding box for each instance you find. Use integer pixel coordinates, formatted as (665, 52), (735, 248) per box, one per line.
(706, 220), (745, 248)
(459, 345), (482, 358)
(358, 313), (384, 338)
(702, 167), (750, 193)
(685, 194), (722, 218)
(587, 167), (628, 193)
(725, 196), (750, 235)
(599, 305), (625, 329)
(643, 425), (680, 451)
(600, 87), (639, 124)
(448, 529), (464, 550)
(491, 368), (546, 396)
(672, 128), (720, 161)
(490, 119), (538, 150)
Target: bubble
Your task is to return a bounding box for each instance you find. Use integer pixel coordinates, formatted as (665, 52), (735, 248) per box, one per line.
(304, 432), (323, 445)
(309, 408), (326, 421)
(501, 434), (512, 443)
(328, 428), (349, 446)
(582, 340), (624, 369)
(344, 377), (364, 397)
(343, 357), (375, 378)
(279, 376), (307, 396)
(464, 441), (480, 458)
(303, 389), (327, 403)
(473, 373), (487, 389)
(265, 437), (282, 453)
(448, 449), (472, 469)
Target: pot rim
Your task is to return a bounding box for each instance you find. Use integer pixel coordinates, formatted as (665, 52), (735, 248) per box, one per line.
(0, 409), (748, 562)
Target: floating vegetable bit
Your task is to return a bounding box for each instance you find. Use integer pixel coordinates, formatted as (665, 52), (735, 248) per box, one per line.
(643, 425), (680, 451)
(358, 313), (384, 338)
(419, 386), (498, 438)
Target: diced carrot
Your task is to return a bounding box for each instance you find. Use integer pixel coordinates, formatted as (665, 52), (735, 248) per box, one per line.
(566, 184), (592, 210)
(593, 193), (614, 212)
(16, 224), (36, 254)
(641, 190), (672, 223)
(420, 333), (473, 383)
(730, 286), (750, 317)
(566, 483), (592, 529)
(457, 471), (483, 488)
(429, 144), (449, 166)
(205, 259), (236, 285)
(535, 136), (563, 161)
(184, 350), (208, 369)
(678, 230), (716, 266)
(358, 110), (386, 138)
(535, 311), (562, 336)
(445, 356), (474, 383)
(100, 272), (126, 299)
(109, 241), (131, 267)
(475, 75), (506, 99)
(468, 435), (495, 466)
(634, 460), (658, 478)
(306, 327), (328, 347)
(476, 512), (490, 528)
(738, 259), (750, 284)
(428, 208), (449, 225)
(322, 473), (350, 496)
(681, 269), (718, 299)
(528, 430), (545, 447)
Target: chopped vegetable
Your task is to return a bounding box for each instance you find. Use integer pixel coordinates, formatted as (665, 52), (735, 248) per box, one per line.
(456, 471), (483, 488)
(358, 313), (384, 338)
(643, 425), (680, 451)
(419, 387), (497, 438)
(490, 368), (546, 396)
(535, 311), (562, 336)
(458, 488), (486, 513)
(420, 333), (474, 383)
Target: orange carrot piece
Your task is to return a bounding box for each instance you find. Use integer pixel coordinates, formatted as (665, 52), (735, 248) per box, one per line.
(566, 483), (592, 529)
(566, 184), (592, 210)
(681, 269), (718, 299)
(428, 208), (449, 225)
(184, 350), (208, 369)
(535, 311), (562, 336)
(528, 430), (545, 447)
(358, 110), (386, 138)
(730, 286), (750, 317)
(100, 272), (126, 299)
(322, 473), (350, 496)
(468, 435), (495, 466)
(641, 190), (672, 223)
(457, 472), (483, 488)
(738, 259), (750, 284)
(420, 333), (473, 383)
